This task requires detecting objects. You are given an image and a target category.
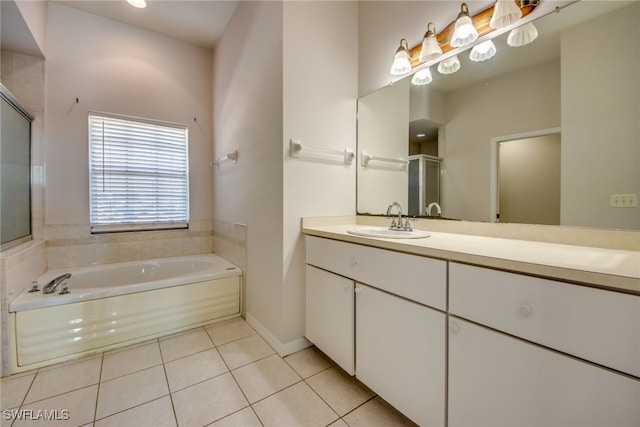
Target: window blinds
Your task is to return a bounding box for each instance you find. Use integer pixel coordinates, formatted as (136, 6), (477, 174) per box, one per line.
(89, 113), (189, 233)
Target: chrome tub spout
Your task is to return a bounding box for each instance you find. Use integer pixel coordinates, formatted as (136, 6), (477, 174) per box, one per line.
(42, 273), (72, 294)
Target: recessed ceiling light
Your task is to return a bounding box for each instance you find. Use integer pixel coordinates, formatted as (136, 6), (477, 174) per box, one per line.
(127, 0), (147, 9)
(417, 133), (426, 138)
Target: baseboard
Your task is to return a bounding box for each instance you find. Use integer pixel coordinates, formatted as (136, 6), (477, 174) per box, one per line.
(245, 313), (312, 357)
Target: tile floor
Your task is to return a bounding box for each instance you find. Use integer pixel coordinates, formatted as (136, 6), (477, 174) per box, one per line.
(0, 318), (417, 427)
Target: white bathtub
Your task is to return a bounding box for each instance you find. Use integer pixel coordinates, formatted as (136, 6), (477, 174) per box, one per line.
(9, 254), (241, 373)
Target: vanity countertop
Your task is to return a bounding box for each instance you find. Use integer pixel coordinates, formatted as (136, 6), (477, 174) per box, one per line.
(302, 217), (640, 295)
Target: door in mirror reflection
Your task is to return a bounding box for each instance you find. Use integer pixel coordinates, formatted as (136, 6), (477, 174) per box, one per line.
(498, 133), (560, 225)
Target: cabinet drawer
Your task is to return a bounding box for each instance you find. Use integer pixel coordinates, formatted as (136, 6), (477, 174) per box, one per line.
(306, 236), (446, 310)
(449, 262), (640, 377)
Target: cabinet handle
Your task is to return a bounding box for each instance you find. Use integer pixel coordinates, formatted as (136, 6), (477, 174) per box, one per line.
(449, 321), (460, 334)
(354, 287), (363, 294)
(350, 257), (358, 267)
(518, 303), (533, 317)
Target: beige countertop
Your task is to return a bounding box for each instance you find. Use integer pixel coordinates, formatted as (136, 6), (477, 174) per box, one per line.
(302, 216), (640, 295)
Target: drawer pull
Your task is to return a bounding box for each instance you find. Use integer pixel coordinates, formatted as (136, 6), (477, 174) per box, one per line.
(449, 321), (460, 334)
(354, 287), (363, 294)
(350, 258), (358, 267)
(518, 303), (533, 317)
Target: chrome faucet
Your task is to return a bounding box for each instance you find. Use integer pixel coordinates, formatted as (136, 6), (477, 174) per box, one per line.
(42, 273), (72, 294)
(386, 202), (413, 231)
(426, 202), (442, 217)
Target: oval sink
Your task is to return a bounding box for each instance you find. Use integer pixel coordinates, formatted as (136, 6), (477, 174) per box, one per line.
(347, 226), (431, 239)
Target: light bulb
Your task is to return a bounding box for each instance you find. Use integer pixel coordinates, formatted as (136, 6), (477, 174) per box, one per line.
(451, 3), (478, 48)
(390, 39), (412, 76)
(419, 23), (443, 63)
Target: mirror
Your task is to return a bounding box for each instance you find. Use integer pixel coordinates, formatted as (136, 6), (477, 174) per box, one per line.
(357, 0), (640, 230)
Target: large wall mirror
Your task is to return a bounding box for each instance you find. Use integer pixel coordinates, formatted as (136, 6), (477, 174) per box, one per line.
(357, 0), (639, 231)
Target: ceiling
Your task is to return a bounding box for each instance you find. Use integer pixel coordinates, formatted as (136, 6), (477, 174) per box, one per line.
(52, 0), (239, 48)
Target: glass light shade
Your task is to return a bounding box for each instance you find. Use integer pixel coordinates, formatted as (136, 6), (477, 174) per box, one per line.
(469, 40), (497, 62)
(419, 23), (443, 63)
(507, 22), (539, 47)
(390, 39), (412, 76)
(127, 0), (147, 8)
(490, 0), (522, 29)
(411, 67), (433, 85)
(451, 4), (478, 48)
(437, 55), (461, 75)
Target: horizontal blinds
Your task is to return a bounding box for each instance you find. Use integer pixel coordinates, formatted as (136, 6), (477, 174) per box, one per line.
(89, 113), (189, 232)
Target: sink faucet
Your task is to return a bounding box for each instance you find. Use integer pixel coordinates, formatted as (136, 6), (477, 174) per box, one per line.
(386, 202), (413, 231)
(42, 273), (72, 294)
(426, 202), (442, 217)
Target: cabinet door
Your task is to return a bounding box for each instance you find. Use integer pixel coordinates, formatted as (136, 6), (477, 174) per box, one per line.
(305, 265), (354, 375)
(356, 283), (445, 427)
(448, 318), (640, 427)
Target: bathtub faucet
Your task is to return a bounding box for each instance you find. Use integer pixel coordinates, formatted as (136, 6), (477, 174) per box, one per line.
(43, 273), (72, 294)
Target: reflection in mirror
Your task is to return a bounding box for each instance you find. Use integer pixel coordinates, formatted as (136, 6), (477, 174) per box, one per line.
(356, 0), (640, 230)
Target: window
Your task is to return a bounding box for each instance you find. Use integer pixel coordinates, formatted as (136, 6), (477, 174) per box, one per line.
(89, 113), (189, 233)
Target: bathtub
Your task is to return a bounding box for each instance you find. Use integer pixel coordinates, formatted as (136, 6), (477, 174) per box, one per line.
(9, 254), (241, 372)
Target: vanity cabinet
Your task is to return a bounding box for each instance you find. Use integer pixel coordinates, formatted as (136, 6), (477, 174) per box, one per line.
(448, 262), (640, 426)
(305, 236), (447, 426)
(356, 283), (445, 427)
(448, 318), (640, 427)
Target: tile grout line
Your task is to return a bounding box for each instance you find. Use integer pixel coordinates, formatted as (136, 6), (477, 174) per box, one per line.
(157, 335), (180, 427)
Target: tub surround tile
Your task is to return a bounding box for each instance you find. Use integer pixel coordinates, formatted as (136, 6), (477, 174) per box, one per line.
(284, 346), (335, 379)
(25, 357), (102, 404)
(171, 372), (248, 427)
(217, 334), (275, 370)
(251, 381), (338, 427)
(206, 317), (256, 346)
(101, 341), (163, 382)
(232, 354), (301, 404)
(95, 365), (168, 419)
(159, 328), (214, 363)
(164, 348), (228, 392)
(306, 366), (376, 416)
(94, 396), (177, 427)
(14, 385), (98, 427)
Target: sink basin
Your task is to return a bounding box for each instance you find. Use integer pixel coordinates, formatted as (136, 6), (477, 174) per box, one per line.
(347, 226), (431, 239)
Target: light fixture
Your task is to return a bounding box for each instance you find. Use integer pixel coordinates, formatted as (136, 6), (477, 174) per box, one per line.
(437, 55), (461, 75)
(451, 3), (478, 48)
(469, 40), (497, 62)
(127, 0), (147, 8)
(411, 67), (433, 86)
(390, 38), (412, 76)
(507, 22), (538, 47)
(490, 0), (522, 29)
(419, 23), (443, 63)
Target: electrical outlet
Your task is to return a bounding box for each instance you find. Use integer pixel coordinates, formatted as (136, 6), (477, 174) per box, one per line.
(610, 194), (638, 207)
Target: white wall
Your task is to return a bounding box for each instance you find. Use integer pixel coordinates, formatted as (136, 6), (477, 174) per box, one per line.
(561, 2), (640, 229)
(282, 1), (358, 347)
(213, 1), (357, 354)
(213, 0), (285, 350)
(14, 0), (47, 56)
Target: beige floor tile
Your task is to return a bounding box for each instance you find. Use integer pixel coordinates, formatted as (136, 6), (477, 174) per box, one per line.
(0, 373), (35, 410)
(252, 382), (338, 427)
(101, 341), (163, 381)
(206, 317), (256, 346)
(171, 372), (248, 427)
(342, 396), (417, 427)
(13, 385), (98, 427)
(95, 365), (168, 420)
(159, 328), (214, 362)
(217, 334), (275, 370)
(95, 396), (176, 427)
(328, 419), (349, 427)
(25, 357), (102, 404)
(210, 407), (262, 427)
(284, 346), (334, 379)
(306, 366), (375, 416)
(164, 348), (228, 392)
(232, 354), (301, 404)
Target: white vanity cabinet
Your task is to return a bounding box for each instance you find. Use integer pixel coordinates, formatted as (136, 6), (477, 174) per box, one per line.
(448, 318), (640, 427)
(305, 236), (447, 426)
(356, 283), (445, 427)
(448, 262), (640, 426)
